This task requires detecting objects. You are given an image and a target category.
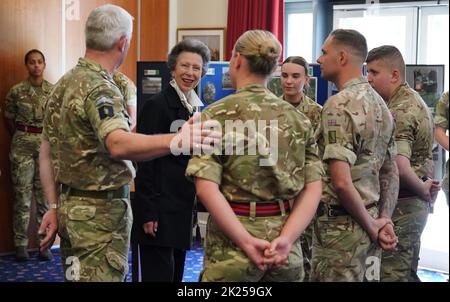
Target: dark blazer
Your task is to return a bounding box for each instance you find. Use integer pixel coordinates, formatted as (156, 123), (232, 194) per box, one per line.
(131, 85), (196, 250)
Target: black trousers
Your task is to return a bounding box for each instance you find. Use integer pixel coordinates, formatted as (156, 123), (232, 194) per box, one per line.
(138, 244), (186, 282)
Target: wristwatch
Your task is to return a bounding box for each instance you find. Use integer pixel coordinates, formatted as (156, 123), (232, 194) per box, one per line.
(49, 203), (59, 209)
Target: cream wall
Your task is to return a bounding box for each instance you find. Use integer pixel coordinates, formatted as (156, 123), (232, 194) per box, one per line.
(177, 0), (228, 28)
(169, 0), (228, 53)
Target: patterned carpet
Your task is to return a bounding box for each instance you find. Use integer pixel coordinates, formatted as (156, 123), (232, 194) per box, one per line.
(0, 242), (447, 282)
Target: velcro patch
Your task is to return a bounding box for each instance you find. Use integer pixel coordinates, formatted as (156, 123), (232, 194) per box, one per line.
(98, 105), (114, 119)
(328, 130), (337, 144)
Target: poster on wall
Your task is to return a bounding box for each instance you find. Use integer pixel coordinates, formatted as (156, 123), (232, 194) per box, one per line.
(199, 62), (235, 109)
(405, 64), (445, 112)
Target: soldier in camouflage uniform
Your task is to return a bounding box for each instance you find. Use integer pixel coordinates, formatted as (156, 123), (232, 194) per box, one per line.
(113, 71), (137, 131)
(367, 45), (440, 282)
(434, 91), (449, 204)
(280, 56), (322, 281)
(4, 49), (53, 261)
(186, 30), (324, 282)
(311, 30), (400, 282)
(38, 4), (220, 282)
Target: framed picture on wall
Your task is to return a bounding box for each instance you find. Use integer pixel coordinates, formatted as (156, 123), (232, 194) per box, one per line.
(177, 28), (226, 61)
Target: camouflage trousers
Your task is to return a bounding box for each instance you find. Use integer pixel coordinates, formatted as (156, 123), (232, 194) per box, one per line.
(9, 133), (48, 247)
(201, 214), (304, 282)
(58, 192), (132, 282)
(300, 221), (314, 281)
(310, 206), (382, 282)
(380, 197), (429, 282)
(443, 160), (449, 205)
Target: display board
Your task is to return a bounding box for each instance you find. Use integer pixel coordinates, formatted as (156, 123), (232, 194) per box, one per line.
(198, 62), (235, 109)
(137, 61), (172, 115)
(405, 64), (445, 113)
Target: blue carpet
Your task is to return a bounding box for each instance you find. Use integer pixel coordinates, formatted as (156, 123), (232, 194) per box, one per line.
(0, 242), (447, 282)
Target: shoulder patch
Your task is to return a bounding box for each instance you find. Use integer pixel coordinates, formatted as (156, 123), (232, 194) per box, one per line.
(98, 105), (114, 120)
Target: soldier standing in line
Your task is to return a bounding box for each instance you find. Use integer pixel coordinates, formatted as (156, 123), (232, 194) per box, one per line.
(113, 71), (137, 132)
(186, 30), (324, 282)
(434, 91), (449, 205)
(367, 45), (441, 282)
(37, 4), (219, 282)
(4, 49), (53, 262)
(280, 55), (322, 281)
(310, 29), (399, 282)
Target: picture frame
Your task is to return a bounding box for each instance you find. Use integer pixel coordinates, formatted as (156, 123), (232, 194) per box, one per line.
(177, 28), (226, 61)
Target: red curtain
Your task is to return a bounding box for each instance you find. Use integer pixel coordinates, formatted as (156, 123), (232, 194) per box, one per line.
(226, 0), (284, 61)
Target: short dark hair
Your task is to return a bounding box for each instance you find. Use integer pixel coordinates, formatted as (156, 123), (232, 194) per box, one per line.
(167, 39), (211, 77)
(367, 45), (406, 79)
(330, 29), (368, 63)
(24, 49), (46, 64)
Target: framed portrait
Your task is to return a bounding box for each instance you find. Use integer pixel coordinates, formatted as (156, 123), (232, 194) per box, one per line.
(177, 28), (226, 61)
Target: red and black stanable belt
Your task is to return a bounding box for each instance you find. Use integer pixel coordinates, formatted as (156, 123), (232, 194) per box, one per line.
(229, 200), (290, 217)
(16, 124), (43, 134)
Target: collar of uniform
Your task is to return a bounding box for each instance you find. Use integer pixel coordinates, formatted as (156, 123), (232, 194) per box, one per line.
(281, 93), (306, 107)
(24, 79), (52, 94)
(77, 57), (113, 81)
(389, 82), (410, 103)
(342, 76), (367, 90)
(236, 83), (266, 94)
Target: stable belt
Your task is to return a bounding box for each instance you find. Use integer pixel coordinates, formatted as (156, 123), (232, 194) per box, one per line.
(317, 201), (377, 217)
(61, 184), (130, 199)
(229, 200), (290, 218)
(16, 123), (43, 134)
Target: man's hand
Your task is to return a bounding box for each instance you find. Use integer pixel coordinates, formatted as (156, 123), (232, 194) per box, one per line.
(378, 222), (398, 251)
(367, 217), (393, 242)
(38, 209), (58, 252)
(143, 221), (158, 237)
(172, 113), (222, 153)
(265, 236), (291, 268)
(429, 180), (441, 204)
(241, 237), (275, 271)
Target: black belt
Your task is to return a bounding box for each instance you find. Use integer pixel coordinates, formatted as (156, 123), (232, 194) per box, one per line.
(317, 201), (377, 217)
(61, 184), (130, 199)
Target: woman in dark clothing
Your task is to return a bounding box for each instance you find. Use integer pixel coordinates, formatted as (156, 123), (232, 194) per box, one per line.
(132, 39), (210, 282)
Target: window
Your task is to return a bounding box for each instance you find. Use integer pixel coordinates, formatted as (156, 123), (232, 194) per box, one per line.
(333, 3), (449, 91)
(334, 7), (417, 63)
(285, 1), (314, 62)
(418, 6), (449, 91)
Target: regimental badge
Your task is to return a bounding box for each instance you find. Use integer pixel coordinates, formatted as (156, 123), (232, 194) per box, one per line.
(96, 97), (114, 120)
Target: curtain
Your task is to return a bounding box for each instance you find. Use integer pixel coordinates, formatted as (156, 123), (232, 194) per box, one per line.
(226, 0), (284, 61)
